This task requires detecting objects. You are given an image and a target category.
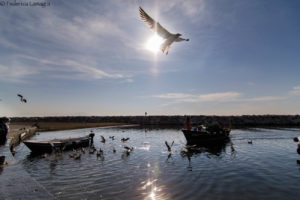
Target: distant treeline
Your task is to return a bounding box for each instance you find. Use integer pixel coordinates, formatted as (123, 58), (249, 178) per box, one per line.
(10, 115), (300, 127)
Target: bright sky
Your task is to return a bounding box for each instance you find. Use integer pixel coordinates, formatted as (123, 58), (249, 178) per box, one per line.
(1, 0), (300, 117)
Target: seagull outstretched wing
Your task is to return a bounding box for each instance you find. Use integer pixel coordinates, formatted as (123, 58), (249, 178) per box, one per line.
(139, 6), (189, 55)
(139, 7), (172, 39)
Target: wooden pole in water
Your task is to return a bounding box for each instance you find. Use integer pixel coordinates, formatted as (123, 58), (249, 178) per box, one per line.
(186, 116), (191, 131)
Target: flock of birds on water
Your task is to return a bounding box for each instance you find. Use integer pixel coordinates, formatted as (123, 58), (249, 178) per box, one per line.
(40, 132), (179, 163)
(43, 133), (138, 161)
(38, 132), (251, 163)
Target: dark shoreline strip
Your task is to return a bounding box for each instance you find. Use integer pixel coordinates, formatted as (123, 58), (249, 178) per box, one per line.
(11, 115), (300, 127)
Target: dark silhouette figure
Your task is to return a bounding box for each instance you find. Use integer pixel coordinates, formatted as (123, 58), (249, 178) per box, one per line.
(0, 117), (10, 145)
(293, 137), (300, 164)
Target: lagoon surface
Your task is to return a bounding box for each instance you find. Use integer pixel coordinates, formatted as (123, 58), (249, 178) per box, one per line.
(15, 126), (300, 200)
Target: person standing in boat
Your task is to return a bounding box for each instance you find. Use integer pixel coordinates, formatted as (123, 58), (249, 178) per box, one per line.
(0, 117), (10, 165)
(186, 116), (191, 131)
(293, 137), (300, 164)
(293, 137), (300, 154)
(0, 117), (10, 145)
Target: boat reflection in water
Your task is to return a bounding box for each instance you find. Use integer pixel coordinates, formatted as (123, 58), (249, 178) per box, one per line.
(181, 139), (235, 170)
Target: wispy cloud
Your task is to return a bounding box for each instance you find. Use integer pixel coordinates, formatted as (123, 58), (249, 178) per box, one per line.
(151, 91), (291, 107)
(22, 55), (124, 80)
(152, 93), (195, 99)
(248, 96), (287, 101)
(289, 86), (300, 96)
(0, 63), (38, 82)
(152, 92), (242, 106)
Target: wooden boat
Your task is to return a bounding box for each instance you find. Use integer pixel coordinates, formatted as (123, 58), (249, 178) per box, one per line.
(182, 116), (231, 145)
(23, 133), (94, 153)
(182, 129), (230, 145)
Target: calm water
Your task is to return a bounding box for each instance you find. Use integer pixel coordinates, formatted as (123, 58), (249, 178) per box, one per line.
(15, 126), (300, 200)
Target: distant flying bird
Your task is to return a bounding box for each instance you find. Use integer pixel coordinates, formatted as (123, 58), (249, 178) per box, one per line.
(17, 94), (27, 103)
(139, 6), (189, 55)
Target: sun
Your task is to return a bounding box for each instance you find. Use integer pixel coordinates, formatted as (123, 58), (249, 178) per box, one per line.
(145, 34), (164, 54)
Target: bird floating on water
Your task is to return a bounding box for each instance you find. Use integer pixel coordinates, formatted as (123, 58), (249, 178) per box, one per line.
(121, 137), (130, 142)
(124, 146), (134, 152)
(73, 152), (81, 160)
(96, 148), (104, 157)
(17, 94), (27, 103)
(139, 6), (189, 55)
(100, 136), (106, 143)
(109, 136), (115, 140)
(89, 145), (96, 154)
(248, 140), (253, 144)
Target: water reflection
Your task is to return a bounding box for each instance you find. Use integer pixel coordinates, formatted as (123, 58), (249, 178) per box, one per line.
(181, 140), (231, 158)
(181, 140), (233, 171)
(138, 162), (169, 200)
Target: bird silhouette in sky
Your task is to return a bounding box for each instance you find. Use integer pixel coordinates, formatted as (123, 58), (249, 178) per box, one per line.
(139, 6), (189, 55)
(17, 94), (27, 103)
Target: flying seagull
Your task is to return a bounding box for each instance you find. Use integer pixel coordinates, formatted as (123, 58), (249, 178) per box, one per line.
(17, 94), (27, 103)
(139, 6), (189, 55)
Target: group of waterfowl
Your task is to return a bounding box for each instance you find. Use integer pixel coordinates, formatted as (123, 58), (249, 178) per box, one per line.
(64, 134), (133, 161)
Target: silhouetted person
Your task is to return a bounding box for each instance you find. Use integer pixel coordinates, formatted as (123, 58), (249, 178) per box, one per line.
(293, 137), (300, 164)
(0, 117), (10, 165)
(293, 137), (300, 154)
(186, 116), (191, 131)
(0, 117), (10, 145)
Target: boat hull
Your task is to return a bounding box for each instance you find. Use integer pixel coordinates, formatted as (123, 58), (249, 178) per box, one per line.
(23, 136), (91, 153)
(182, 129), (230, 145)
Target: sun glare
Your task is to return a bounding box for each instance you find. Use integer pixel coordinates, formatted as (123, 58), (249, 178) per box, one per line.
(145, 34), (164, 54)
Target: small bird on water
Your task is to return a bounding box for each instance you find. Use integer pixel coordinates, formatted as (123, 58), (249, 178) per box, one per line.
(109, 136), (115, 140)
(139, 7), (189, 55)
(121, 137), (130, 142)
(100, 136), (106, 143)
